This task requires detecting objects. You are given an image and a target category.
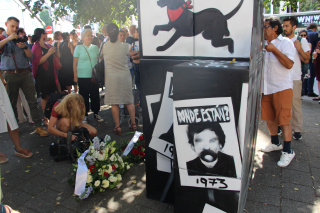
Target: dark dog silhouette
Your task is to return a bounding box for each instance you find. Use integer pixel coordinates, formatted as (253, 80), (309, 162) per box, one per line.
(153, 0), (244, 53)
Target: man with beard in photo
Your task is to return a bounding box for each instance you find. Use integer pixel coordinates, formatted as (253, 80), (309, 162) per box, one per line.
(186, 122), (236, 177)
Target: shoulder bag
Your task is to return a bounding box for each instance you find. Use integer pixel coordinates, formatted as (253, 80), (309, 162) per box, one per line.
(83, 44), (105, 85)
(92, 43), (105, 85)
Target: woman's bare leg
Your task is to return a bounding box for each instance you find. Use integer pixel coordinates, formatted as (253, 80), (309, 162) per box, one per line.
(126, 104), (136, 125)
(111, 105), (120, 128)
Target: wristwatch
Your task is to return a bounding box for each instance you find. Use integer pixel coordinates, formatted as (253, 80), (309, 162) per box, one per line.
(22, 46), (28, 50)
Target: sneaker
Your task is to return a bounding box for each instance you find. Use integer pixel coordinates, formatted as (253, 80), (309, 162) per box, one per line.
(82, 116), (88, 123)
(261, 144), (283, 152)
(35, 127), (49, 137)
(94, 114), (104, 122)
(292, 132), (302, 140)
(277, 151), (295, 167)
(278, 126), (282, 136)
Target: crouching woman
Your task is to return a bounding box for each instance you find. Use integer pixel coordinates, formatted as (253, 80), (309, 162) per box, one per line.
(48, 94), (97, 140)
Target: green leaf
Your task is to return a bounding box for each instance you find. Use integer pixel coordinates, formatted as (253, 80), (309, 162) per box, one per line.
(23, 0), (138, 28)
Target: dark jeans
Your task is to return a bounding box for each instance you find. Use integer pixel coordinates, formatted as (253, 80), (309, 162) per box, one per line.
(78, 78), (100, 116)
(3, 71), (42, 126)
(307, 62), (316, 94)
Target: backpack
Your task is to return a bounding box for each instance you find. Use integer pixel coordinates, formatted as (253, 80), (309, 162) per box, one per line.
(297, 36), (309, 76)
(44, 93), (65, 119)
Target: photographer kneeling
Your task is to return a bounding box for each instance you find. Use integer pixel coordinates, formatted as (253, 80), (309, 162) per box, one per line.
(48, 94), (97, 140)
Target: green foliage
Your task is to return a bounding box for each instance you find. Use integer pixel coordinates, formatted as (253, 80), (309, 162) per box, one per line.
(39, 10), (53, 28)
(264, 0), (320, 13)
(299, 0), (320, 12)
(23, 0), (137, 26)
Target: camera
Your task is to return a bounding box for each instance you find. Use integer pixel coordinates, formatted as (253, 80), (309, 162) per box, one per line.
(12, 35), (28, 44)
(50, 127), (91, 162)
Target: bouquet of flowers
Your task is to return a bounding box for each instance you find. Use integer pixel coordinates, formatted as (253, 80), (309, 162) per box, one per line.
(71, 135), (131, 199)
(121, 134), (146, 163)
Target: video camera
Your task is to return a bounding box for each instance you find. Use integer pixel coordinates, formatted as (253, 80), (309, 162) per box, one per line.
(12, 35), (28, 44)
(50, 127), (91, 162)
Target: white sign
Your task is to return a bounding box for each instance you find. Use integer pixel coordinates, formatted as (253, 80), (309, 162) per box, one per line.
(122, 131), (142, 156)
(74, 149), (90, 196)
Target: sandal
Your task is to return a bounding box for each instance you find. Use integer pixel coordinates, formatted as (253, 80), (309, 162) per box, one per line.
(130, 123), (137, 131)
(15, 148), (33, 159)
(1, 204), (13, 213)
(0, 153), (8, 164)
(312, 97), (320, 101)
(113, 126), (122, 136)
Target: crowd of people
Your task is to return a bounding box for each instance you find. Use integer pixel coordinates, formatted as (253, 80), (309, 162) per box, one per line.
(0, 16), (141, 164)
(261, 17), (319, 168)
(1, 15), (320, 172)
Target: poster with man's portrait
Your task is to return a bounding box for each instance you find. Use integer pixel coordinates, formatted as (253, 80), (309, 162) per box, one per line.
(173, 97), (242, 191)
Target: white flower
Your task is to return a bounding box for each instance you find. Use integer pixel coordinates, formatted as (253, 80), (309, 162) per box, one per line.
(93, 137), (101, 150)
(86, 155), (95, 162)
(104, 134), (111, 142)
(90, 148), (95, 154)
(93, 136), (100, 143)
(117, 174), (122, 181)
(93, 151), (101, 159)
(106, 165), (112, 174)
(94, 180), (101, 187)
(100, 142), (106, 149)
(109, 154), (116, 161)
(108, 175), (118, 182)
(114, 164), (118, 168)
(97, 154), (104, 161)
(86, 174), (93, 183)
(126, 165), (130, 170)
(102, 180), (110, 188)
(117, 155), (124, 164)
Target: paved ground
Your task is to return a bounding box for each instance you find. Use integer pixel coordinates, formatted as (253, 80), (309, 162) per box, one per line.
(0, 91), (320, 212)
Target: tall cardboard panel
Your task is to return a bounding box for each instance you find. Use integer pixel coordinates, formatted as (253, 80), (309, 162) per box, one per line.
(172, 61), (249, 213)
(141, 59), (186, 202)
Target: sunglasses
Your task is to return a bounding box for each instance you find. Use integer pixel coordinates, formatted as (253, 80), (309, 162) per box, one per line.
(300, 34), (307, 37)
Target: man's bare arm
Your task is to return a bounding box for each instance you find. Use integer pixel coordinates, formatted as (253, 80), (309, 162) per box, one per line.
(265, 42), (294, 69)
(0, 33), (18, 49)
(294, 40), (311, 63)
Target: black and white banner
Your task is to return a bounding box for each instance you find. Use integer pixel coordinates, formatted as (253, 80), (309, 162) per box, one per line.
(174, 97), (241, 190)
(139, 0), (253, 58)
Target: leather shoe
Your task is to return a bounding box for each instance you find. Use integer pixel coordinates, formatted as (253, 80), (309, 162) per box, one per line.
(308, 93), (318, 97)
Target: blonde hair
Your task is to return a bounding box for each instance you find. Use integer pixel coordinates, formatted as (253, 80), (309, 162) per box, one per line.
(54, 94), (85, 127)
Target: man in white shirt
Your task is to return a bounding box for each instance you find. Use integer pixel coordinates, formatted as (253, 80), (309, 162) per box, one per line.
(283, 17), (311, 140)
(261, 18), (295, 167)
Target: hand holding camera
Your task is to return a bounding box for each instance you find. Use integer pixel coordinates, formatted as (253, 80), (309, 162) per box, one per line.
(12, 35), (28, 44)
(8, 33), (18, 41)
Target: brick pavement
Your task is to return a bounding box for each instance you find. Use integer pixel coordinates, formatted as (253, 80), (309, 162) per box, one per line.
(0, 94), (319, 213)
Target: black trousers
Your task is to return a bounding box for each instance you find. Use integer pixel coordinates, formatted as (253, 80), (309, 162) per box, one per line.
(78, 78), (100, 116)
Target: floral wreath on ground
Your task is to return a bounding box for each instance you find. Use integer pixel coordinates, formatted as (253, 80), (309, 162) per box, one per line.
(71, 135), (131, 199)
(121, 134), (145, 163)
